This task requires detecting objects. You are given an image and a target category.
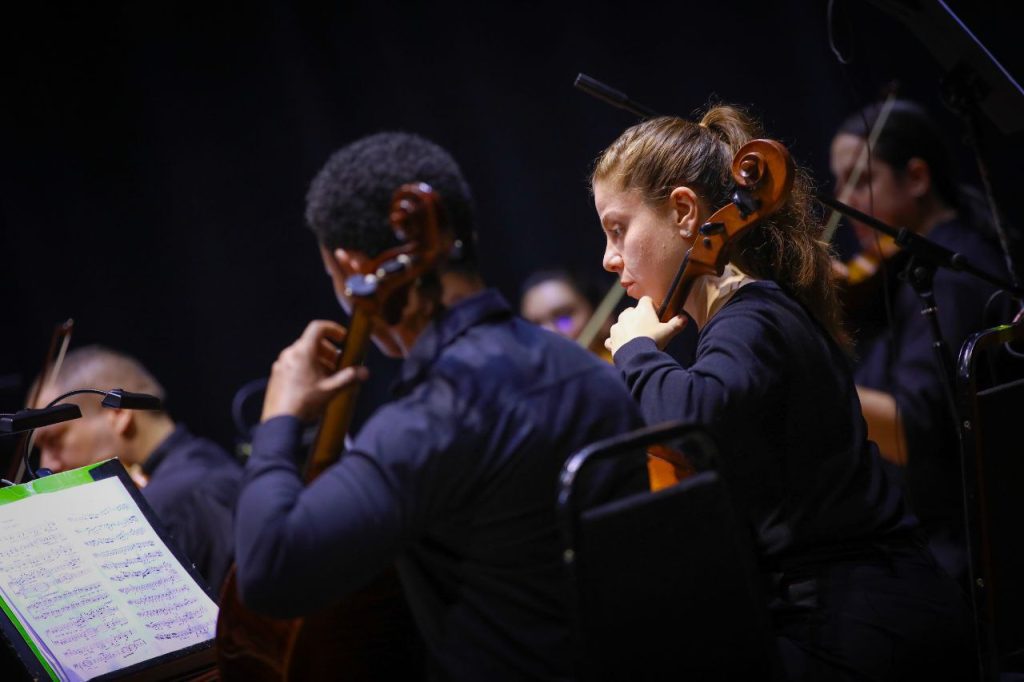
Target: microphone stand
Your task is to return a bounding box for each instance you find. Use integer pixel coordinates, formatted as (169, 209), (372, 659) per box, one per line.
(815, 188), (1021, 444)
(816, 192), (1022, 296)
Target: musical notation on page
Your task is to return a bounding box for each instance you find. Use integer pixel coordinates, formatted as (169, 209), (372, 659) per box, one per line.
(0, 474), (218, 681)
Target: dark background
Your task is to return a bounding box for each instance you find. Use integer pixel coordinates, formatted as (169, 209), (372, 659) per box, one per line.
(2, 0), (1022, 459)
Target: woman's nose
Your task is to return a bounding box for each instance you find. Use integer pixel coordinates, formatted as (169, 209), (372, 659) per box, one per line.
(602, 245), (622, 273)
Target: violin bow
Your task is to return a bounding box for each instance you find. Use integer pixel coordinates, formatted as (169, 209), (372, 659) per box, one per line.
(571, 74), (658, 349)
(822, 85), (900, 243)
(576, 280), (625, 350)
(6, 319), (74, 482)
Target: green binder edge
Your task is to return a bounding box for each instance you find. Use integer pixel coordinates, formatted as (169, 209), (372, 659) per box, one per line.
(0, 459), (111, 681)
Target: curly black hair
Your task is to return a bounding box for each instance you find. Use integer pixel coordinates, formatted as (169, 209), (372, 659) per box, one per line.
(305, 132), (477, 267)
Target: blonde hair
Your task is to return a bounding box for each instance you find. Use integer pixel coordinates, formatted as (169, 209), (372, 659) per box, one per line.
(592, 105), (847, 348)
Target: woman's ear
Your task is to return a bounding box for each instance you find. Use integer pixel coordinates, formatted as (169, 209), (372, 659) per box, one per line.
(668, 186), (700, 240)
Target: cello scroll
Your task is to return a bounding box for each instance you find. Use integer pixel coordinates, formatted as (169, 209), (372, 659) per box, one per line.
(658, 139), (795, 322)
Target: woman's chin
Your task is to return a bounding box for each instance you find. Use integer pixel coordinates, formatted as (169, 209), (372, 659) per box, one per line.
(631, 286), (662, 304)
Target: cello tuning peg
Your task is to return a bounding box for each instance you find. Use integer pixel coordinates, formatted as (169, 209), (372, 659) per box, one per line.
(739, 157), (761, 183)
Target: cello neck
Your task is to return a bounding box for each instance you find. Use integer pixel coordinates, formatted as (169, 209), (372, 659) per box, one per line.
(302, 182), (450, 484)
(304, 307), (374, 484)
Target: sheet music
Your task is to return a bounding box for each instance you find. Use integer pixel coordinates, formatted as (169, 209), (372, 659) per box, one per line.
(0, 477), (218, 681)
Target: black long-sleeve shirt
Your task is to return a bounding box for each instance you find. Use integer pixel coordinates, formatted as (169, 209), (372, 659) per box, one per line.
(234, 290), (644, 681)
(613, 281), (913, 566)
(141, 425), (242, 593)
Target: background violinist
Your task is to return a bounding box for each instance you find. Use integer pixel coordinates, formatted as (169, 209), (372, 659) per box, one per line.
(830, 98), (1010, 581)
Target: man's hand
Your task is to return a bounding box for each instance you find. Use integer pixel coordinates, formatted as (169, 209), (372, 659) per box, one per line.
(262, 320), (369, 423)
(606, 296), (687, 356)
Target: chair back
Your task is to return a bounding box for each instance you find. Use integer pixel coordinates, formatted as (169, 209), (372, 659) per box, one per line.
(957, 318), (1024, 676)
(558, 422), (774, 680)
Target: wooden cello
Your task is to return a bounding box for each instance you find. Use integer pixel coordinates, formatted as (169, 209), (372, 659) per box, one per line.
(215, 182), (453, 680)
(646, 138), (794, 489)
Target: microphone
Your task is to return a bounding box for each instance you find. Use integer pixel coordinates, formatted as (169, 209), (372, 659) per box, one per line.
(574, 73), (660, 119)
(101, 389), (163, 410)
(0, 387), (164, 484)
(0, 404), (82, 434)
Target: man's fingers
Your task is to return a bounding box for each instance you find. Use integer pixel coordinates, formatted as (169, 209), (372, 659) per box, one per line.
(317, 338), (344, 369)
(319, 365), (369, 393)
(300, 320), (348, 346)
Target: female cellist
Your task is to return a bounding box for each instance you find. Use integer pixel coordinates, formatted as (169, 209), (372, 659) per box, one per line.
(591, 104), (973, 679)
(831, 98), (1009, 581)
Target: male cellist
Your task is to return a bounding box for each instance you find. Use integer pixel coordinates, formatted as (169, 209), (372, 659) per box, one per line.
(232, 132), (644, 680)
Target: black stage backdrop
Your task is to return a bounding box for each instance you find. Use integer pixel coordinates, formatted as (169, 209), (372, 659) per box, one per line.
(2, 0), (1022, 457)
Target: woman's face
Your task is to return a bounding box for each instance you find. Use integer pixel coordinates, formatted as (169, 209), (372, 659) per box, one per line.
(520, 279), (592, 339)
(830, 132), (921, 246)
(593, 180), (693, 305)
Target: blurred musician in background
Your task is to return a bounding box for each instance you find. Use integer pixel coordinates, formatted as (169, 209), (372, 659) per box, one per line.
(32, 345), (241, 593)
(593, 104), (973, 680)
(830, 99), (1009, 580)
(232, 132), (644, 680)
(520, 269), (613, 360)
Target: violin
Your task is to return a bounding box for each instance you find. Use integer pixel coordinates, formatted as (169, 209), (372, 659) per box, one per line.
(215, 183), (453, 680)
(833, 231), (902, 324)
(834, 234), (898, 284)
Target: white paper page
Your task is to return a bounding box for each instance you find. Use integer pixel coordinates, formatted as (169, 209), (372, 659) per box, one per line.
(0, 477), (218, 681)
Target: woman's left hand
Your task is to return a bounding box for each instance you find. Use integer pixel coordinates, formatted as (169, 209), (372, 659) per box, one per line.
(606, 296), (687, 356)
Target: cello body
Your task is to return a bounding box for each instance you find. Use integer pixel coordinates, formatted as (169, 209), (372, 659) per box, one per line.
(216, 568), (421, 680)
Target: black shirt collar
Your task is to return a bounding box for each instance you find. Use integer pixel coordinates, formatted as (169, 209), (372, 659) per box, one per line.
(142, 424), (189, 477)
(394, 288), (513, 393)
